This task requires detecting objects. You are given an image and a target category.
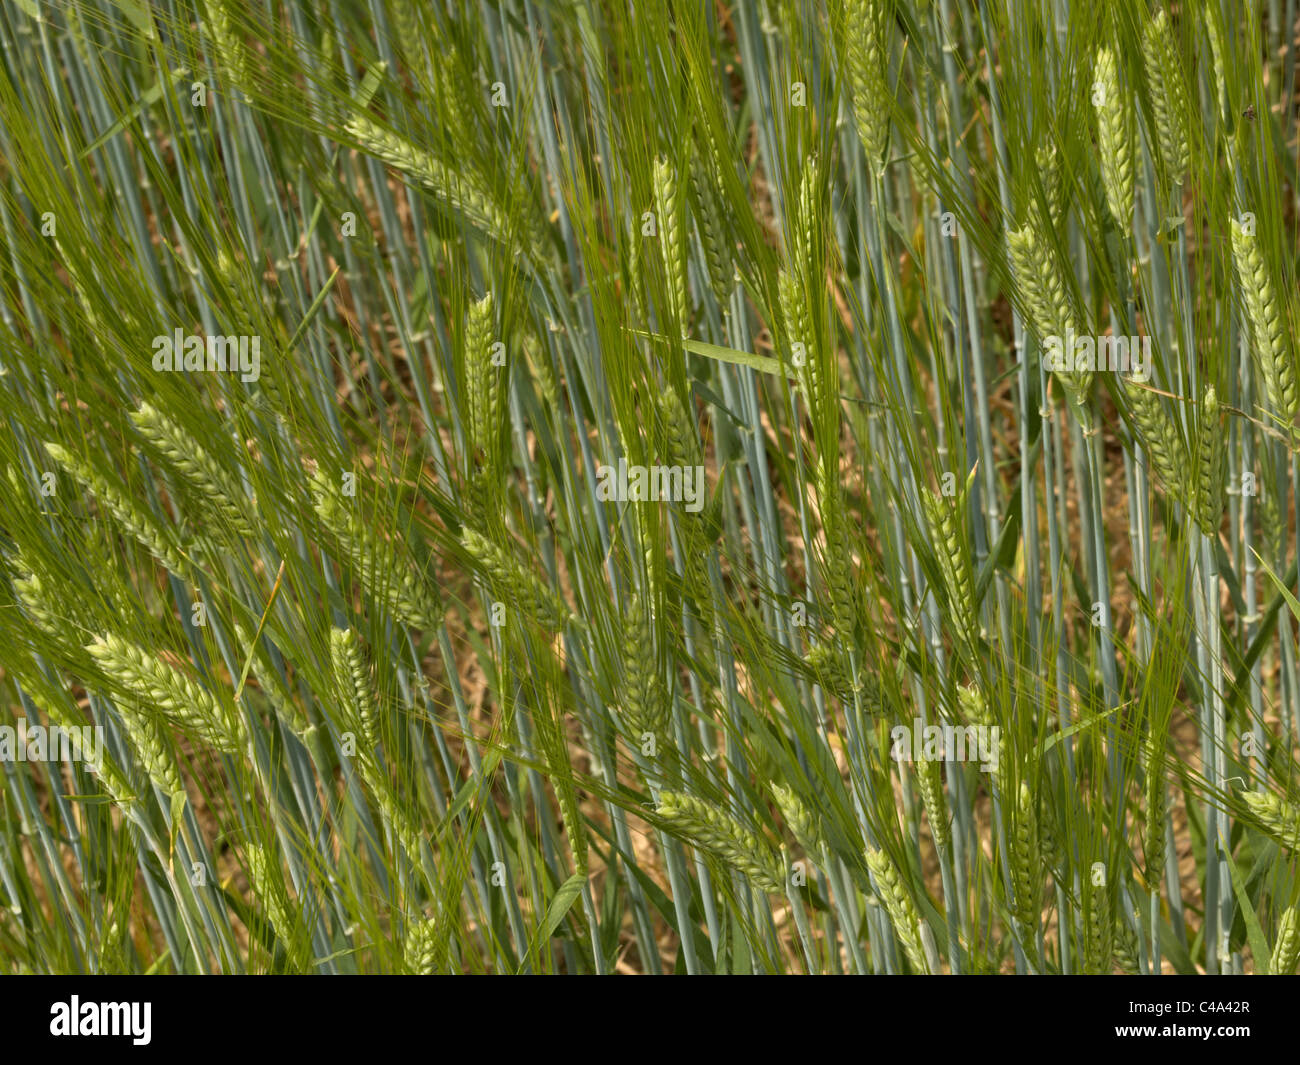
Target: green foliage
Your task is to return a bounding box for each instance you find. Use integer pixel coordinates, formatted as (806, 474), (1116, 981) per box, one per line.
(1, 0), (1298, 976)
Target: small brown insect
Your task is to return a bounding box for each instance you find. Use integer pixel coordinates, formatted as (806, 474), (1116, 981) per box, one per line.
(1243, 105), (1257, 121)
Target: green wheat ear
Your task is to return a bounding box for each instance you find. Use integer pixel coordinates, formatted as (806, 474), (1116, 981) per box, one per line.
(1006, 781), (1040, 932)
(1230, 217), (1298, 430)
(86, 633), (245, 754)
(131, 402), (255, 536)
(1192, 385), (1226, 535)
(243, 844), (300, 958)
(1142, 10), (1191, 186)
(865, 846), (929, 973)
(617, 589), (669, 740)
(344, 113), (546, 262)
(311, 468), (442, 632)
(45, 442), (190, 577)
(1143, 720), (1168, 884)
(1121, 374), (1187, 495)
(1005, 220), (1092, 415)
(771, 782), (823, 856)
(844, 0), (891, 173)
(1092, 47), (1135, 230)
(1241, 790), (1300, 852)
(921, 489), (979, 647)
(403, 917), (442, 974)
(652, 156), (688, 335)
(1082, 879), (1113, 974)
(1270, 906), (1300, 975)
(460, 527), (571, 632)
(913, 758), (949, 848)
(655, 791), (784, 893)
(329, 626), (380, 749)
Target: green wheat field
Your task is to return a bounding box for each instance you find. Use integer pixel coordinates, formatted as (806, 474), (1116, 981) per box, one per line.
(2, 0), (1300, 975)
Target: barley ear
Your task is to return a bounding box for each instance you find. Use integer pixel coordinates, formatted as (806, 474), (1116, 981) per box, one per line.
(404, 917), (442, 974)
(655, 791), (784, 893)
(203, 0), (251, 97)
(914, 757), (949, 848)
(1192, 385), (1226, 535)
(45, 443), (190, 577)
(1230, 217), (1298, 429)
(1121, 374), (1186, 494)
(690, 159), (732, 306)
(804, 642), (882, 709)
(329, 626), (380, 750)
(1241, 790), (1300, 852)
(652, 156), (688, 334)
(1008, 782), (1040, 932)
(462, 292), (503, 524)
(1143, 722), (1168, 882)
(1113, 912), (1141, 974)
(131, 402), (254, 536)
(463, 292), (501, 460)
(85, 634), (244, 754)
(460, 527), (570, 632)
(1270, 906), (1300, 975)
(921, 489), (979, 647)
(779, 269), (824, 417)
(771, 782), (823, 857)
(1142, 10), (1190, 186)
(119, 709), (185, 799)
(866, 846), (929, 973)
(617, 590), (669, 740)
(345, 114), (546, 261)
(1092, 47), (1135, 230)
(1082, 880), (1113, 974)
(1032, 142), (1064, 231)
(844, 0), (891, 172)
(244, 844), (300, 960)
(1005, 221), (1092, 414)
(956, 682), (994, 727)
(311, 469), (442, 631)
